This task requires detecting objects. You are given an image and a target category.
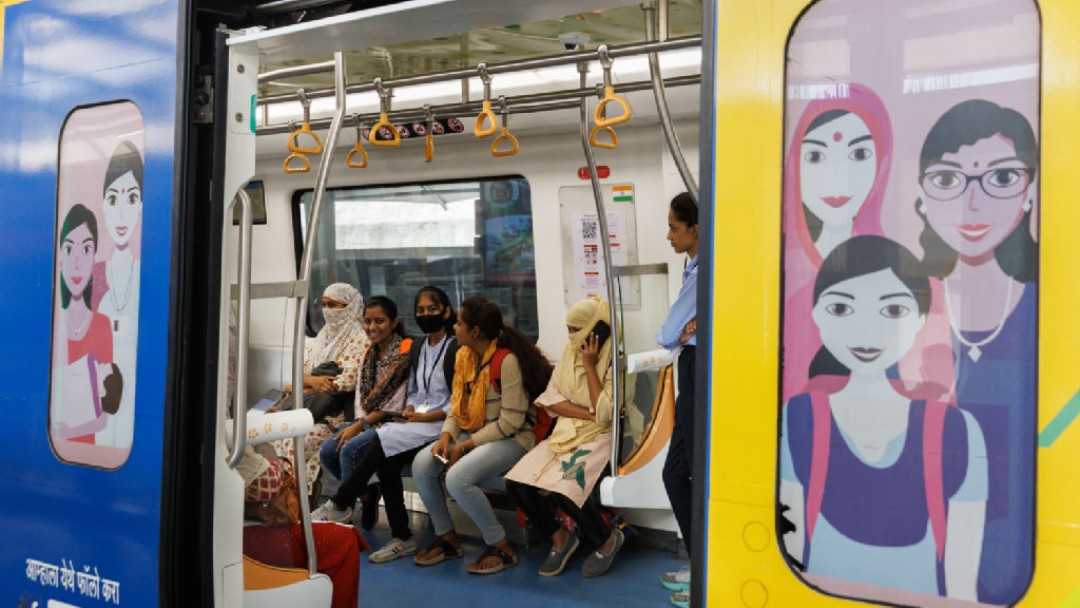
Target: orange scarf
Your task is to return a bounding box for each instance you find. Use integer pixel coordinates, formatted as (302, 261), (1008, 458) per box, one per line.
(450, 340), (498, 433)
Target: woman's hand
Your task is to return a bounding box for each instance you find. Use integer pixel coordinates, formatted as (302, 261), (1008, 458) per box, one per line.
(678, 318), (697, 345)
(446, 440), (473, 470)
(335, 422), (363, 451)
(431, 433), (452, 461)
(308, 375), (337, 393)
(581, 333), (600, 369)
(364, 410), (387, 426)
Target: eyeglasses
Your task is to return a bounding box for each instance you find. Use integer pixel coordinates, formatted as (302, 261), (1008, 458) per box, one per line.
(920, 167), (1034, 201)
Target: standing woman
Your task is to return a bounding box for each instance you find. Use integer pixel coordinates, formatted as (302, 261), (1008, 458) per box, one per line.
(412, 297), (553, 574)
(313, 287), (459, 564)
(504, 296), (630, 578)
(282, 283), (369, 497)
(656, 193), (698, 607)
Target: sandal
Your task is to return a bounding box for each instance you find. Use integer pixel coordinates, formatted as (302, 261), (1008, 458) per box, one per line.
(468, 544), (517, 575)
(414, 536), (464, 566)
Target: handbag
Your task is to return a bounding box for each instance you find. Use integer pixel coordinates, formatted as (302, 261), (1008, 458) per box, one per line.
(244, 469), (301, 527)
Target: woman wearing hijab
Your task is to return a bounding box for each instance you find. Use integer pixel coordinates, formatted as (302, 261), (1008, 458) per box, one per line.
(282, 283), (370, 496)
(504, 296), (629, 578)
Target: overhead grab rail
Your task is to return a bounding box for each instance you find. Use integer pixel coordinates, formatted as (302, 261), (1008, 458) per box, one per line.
(368, 77), (402, 147)
(643, 1), (698, 202)
(474, 63), (499, 138)
(423, 104), (435, 162)
(593, 45), (632, 129)
(225, 184), (254, 469)
(576, 61), (624, 477)
(257, 36), (701, 103)
(345, 114), (369, 168)
(491, 96), (519, 157)
(257, 74), (700, 136)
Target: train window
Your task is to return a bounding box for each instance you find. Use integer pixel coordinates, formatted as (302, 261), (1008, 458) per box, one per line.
(294, 176), (538, 339)
(777, 1), (1038, 606)
(49, 101), (144, 469)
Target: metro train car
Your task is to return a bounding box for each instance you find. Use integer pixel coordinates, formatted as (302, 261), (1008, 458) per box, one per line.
(1, 0), (1078, 607)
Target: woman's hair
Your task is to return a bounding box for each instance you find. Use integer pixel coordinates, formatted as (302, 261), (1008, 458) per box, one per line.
(459, 296), (553, 400)
(917, 99), (1038, 282)
(59, 204), (98, 309)
(365, 295), (408, 338)
(414, 285), (457, 332)
(103, 140), (143, 195)
(808, 236), (930, 378)
(101, 363), (123, 415)
(670, 192), (697, 227)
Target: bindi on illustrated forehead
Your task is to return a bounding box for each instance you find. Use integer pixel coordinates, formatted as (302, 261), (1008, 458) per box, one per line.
(833, 131), (843, 142)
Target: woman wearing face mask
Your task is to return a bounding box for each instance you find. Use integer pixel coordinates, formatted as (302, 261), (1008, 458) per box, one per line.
(317, 295), (411, 524)
(779, 236), (987, 603)
(314, 287), (458, 563)
(93, 140), (143, 448)
(504, 296), (631, 578)
(282, 283), (369, 497)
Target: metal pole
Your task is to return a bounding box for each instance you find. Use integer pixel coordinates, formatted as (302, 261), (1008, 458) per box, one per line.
(643, 2), (698, 202)
(291, 50), (347, 577)
(257, 36), (701, 95)
(225, 186), (253, 468)
(576, 62), (623, 478)
(255, 74), (700, 135)
(252, 0), (348, 15)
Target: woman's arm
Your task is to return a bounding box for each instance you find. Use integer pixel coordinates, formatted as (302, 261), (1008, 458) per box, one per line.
(469, 353), (529, 447)
(944, 411), (988, 601)
(334, 338), (367, 393)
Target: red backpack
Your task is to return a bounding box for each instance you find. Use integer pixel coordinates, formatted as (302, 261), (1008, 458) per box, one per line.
(487, 347), (555, 442)
(804, 392), (950, 562)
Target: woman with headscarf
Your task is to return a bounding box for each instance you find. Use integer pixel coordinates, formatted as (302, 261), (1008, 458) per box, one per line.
(504, 296), (630, 578)
(281, 283), (370, 496)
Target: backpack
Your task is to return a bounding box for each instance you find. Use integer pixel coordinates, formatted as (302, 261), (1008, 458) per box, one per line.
(804, 392), (950, 562)
(488, 347), (555, 442)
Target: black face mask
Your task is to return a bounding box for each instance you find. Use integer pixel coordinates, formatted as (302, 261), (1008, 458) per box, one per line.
(415, 314), (445, 334)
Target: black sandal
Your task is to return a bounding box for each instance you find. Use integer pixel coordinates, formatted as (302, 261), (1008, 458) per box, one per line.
(468, 545), (517, 575)
(414, 536), (463, 566)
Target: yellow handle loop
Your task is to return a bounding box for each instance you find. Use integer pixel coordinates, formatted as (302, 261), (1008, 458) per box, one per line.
(346, 143), (369, 168)
(286, 122), (323, 154)
(424, 132), (434, 163)
(589, 125), (619, 150)
(368, 112), (401, 147)
(594, 86), (632, 128)
(475, 100), (499, 138)
(283, 153), (311, 174)
(491, 127), (519, 157)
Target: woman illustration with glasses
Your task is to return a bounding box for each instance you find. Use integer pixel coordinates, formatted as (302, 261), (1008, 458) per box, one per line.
(915, 98), (1037, 605)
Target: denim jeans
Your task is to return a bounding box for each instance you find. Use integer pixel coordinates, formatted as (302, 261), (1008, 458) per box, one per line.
(318, 426), (377, 483)
(412, 434), (526, 545)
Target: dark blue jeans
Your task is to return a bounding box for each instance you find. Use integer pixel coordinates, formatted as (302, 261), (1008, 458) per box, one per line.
(662, 345), (694, 557)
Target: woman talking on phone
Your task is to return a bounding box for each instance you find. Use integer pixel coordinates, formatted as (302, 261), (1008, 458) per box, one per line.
(504, 296), (629, 578)
(411, 297), (552, 574)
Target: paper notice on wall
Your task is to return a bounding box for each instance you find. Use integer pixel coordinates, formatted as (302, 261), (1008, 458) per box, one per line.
(571, 210), (632, 303)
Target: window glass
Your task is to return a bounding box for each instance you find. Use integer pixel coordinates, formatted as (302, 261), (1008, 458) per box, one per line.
(296, 176), (538, 339)
(777, 1), (1038, 606)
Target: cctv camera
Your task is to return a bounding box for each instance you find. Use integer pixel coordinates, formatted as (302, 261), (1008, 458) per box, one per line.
(558, 31), (591, 51)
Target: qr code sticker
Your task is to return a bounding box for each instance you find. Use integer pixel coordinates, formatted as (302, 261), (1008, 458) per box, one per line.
(581, 218), (598, 240)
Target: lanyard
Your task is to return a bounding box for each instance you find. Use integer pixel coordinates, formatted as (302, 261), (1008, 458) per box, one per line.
(420, 336), (452, 395)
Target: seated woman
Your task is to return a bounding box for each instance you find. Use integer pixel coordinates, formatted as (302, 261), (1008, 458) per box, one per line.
(411, 297), (553, 574)
(238, 444), (368, 608)
(281, 283), (369, 497)
(313, 287), (459, 563)
(318, 295), (411, 524)
(505, 296), (629, 577)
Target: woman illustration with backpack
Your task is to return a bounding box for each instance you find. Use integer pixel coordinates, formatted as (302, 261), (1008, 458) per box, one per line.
(778, 236), (987, 602)
(411, 296), (553, 574)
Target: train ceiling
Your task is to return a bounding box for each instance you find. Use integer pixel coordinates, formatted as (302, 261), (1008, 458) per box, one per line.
(258, 0), (702, 95)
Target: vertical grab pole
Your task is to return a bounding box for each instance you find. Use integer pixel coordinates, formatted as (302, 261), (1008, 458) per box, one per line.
(577, 61), (623, 478)
(291, 51), (348, 577)
(225, 186), (253, 468)
(642, 1), (699, 203)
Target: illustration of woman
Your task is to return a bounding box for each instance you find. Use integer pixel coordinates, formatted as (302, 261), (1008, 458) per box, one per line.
(915, 99), (1037, 604)
(782, 84), (891, 401)
(56, 203), (114, 444)
(779, 236), (987, 602)
(95, 140), (143, 448)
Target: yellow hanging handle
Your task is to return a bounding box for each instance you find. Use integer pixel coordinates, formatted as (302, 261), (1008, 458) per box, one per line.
(346, 143), (369, 168)
(594, 86), (632, 128)
(286, 121), (323, 155)
(425, 132), (435, 163)
(491, 127), (519, 157)
(368, 112), (401, 147)
(283, 153), (311, 174)
(589, 124), (619, 150)
(475, 99), (499, 138)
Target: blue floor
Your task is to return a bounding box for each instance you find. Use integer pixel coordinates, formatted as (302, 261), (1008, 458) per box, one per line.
(355, 510), (685, 607)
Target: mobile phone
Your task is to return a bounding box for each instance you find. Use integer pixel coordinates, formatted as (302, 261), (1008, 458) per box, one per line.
(590, 320), (611, 349)
(251, 389), (287, 414)
(435, 452), (449, 464)
(384, 411), (404, 420)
